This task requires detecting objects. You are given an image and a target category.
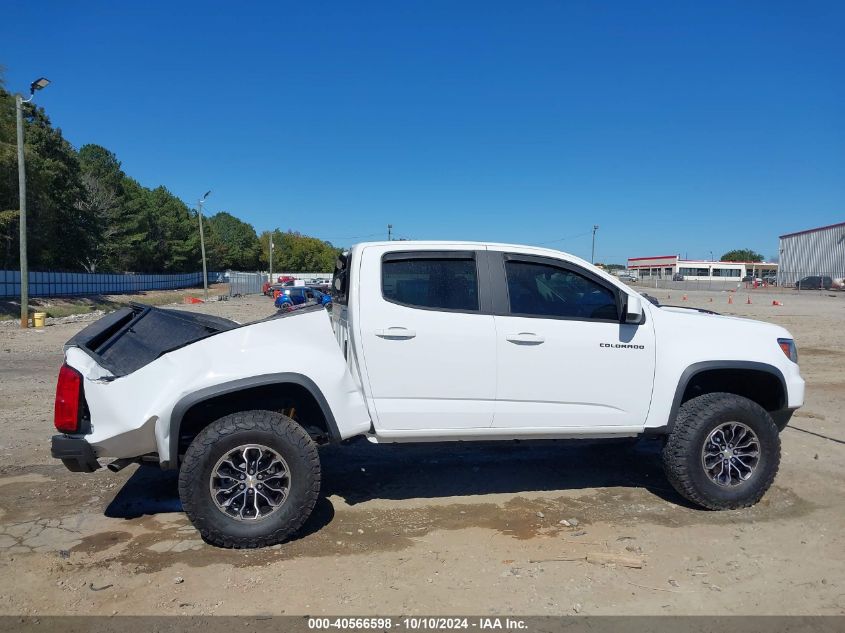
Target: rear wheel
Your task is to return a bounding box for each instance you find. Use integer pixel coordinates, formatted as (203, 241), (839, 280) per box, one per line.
(178, 410), (320, 548)
(663, 393), (780, 510)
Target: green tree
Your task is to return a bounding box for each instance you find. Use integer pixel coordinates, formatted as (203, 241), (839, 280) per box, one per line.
(259, 229), (340, 273)
(0, 78), (93, 270)
(76, 144), (126, 271)
(145, 186), (200, 272)
(207, 211), (261, 270)
(720, 249), (764, 262)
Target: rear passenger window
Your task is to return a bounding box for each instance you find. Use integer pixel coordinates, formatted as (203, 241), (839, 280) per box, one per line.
(382, 256), (479, 311)
(506, 260), (618, 320)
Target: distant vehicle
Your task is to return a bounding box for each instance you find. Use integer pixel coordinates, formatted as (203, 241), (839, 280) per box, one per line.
(277, 275), (296, 284)
(672, 273), (684, 281)
(618, 273), (638, 282)
(762, 275), (778, 286)
(264, 282), (290, 296)
(742, 275), (763, 283)
(796, 276), (833, 290)
(274, 286), (331, 311)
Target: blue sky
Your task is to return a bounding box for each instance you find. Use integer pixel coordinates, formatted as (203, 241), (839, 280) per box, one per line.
(3, 1), (843, 263)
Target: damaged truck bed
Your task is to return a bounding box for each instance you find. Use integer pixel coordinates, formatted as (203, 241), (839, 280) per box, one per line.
(66, 304), (239, 377)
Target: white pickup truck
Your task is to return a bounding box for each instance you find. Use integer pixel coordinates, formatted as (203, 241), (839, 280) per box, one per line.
(51, 241), (804, 548)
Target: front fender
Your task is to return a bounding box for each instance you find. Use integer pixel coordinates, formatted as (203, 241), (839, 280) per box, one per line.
(664, 360), (787, 432)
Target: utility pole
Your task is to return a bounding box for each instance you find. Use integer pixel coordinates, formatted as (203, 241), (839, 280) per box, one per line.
(197, 191), (211, 301)
(591, 225), (599, 264)
(16, 77), (50, 329)
(269, 234), (274, 284)
(387, 224), (393, 241)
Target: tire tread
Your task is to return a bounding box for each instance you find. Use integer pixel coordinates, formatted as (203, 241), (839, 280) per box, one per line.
(663, 392), (780, 510)
(178, 410), (321, 548)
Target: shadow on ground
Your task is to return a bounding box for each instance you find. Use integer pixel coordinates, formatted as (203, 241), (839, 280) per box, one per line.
(321, 437), (684, 504)
(105, 438), (688, 521)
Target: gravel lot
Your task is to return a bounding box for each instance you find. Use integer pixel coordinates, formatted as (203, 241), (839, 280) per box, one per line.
(0, 291), (842, 615)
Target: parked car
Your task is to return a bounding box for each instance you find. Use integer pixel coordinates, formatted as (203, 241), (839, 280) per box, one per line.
(264, 282), (289, 296)
(51, 240), (804, 548)
(796, 276), (833, 290)
(742, 275), (763, 283)
(762, 275), (778, 286)
(672, 273), (684, 281)
(618, 273), (638, 283)
(308, 281), (331, 293)
(274, 286), (331, 311)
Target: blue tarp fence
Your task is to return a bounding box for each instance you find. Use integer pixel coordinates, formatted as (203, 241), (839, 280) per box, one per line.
(0, 270), (222, 298)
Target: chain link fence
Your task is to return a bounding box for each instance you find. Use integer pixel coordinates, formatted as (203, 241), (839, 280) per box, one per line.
(227, 272), (264, 297)
(627, 271), (845, 293)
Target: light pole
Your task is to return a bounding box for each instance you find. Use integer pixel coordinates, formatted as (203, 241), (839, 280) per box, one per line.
(197, 190), (211, 301)
(269, 234), (274, 284)
(16, 77), (50, 329)
(591, 225), (599, 264)
(387, 224), (393, 241)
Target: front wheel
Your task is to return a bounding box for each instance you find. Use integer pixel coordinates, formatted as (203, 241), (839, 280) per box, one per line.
(663, 393), (780, 510)
(178, 410), (321, 548)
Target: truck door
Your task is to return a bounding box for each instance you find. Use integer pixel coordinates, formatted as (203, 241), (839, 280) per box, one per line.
(357, 246), (497, 432)
(490, 252), (656, 430)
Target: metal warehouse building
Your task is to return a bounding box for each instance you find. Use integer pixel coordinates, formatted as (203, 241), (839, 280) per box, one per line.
(778, 221), (845, 286)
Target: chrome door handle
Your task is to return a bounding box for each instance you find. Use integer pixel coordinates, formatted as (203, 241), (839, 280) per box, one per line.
(375, 327), (417, 339)
(506, 332), (545, 345)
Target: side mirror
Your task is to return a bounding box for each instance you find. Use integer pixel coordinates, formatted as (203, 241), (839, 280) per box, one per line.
(623, 293), (644, 324)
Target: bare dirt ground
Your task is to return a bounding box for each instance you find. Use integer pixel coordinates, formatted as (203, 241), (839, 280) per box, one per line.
(0, 290), (842, 616)
(0, 283), (230, 322)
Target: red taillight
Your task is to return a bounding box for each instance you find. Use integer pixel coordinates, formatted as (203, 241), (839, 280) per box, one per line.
(54, 364), (83, 433)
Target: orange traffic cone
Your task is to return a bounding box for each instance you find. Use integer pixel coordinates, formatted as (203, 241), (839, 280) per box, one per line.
(728, 295), (733, 304)
(682, 294), (688, 301)
(746, 296), (752, 305)
(772, 300), (783, 306)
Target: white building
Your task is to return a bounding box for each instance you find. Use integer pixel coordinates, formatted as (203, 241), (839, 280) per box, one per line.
(778, 221), (845, 286)
(626, 255), (778, 281)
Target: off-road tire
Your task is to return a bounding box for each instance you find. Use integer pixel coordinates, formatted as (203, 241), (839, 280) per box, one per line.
(663, 393), (780, 510)
(178, 410), (320, 548)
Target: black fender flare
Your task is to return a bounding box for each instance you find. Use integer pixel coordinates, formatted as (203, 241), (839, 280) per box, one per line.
(164, 372), (341, 469)
(665, 360), (787, 433)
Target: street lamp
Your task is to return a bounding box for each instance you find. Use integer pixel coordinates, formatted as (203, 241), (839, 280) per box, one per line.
(31, 78), (50, 93)
(269, 233), (274, 285)
(197, 190), (211, 301)
(591, 225), (599, 264)
(16, 76), (51, 328)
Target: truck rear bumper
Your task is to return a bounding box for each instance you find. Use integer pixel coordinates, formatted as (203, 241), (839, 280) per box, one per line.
(51, 435), (101, 473)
